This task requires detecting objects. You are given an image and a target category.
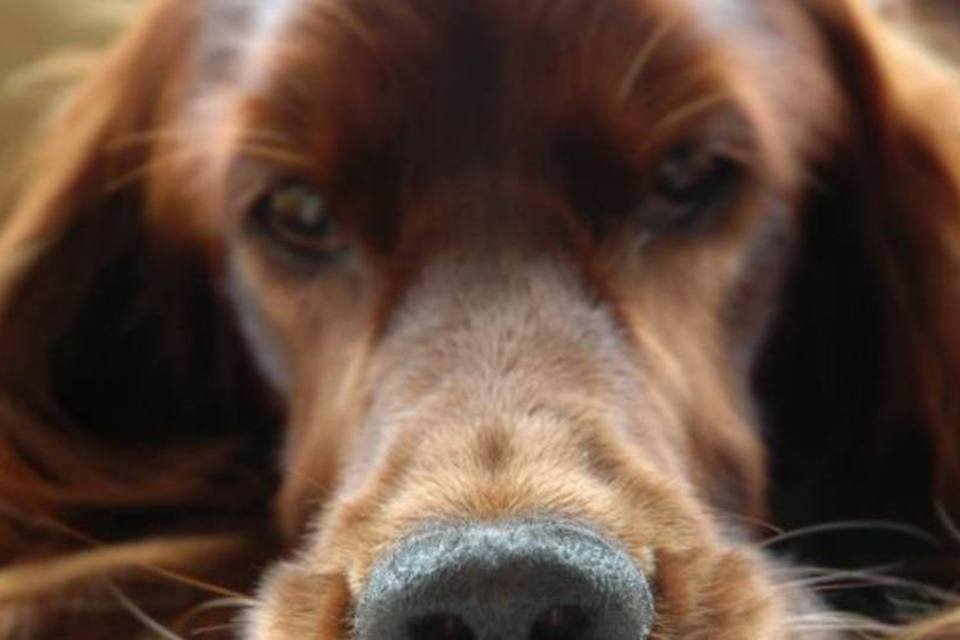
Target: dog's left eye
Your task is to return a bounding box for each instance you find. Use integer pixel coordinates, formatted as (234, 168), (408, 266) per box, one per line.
(637, 144), (741, 231)
(253, 184), (347, 258)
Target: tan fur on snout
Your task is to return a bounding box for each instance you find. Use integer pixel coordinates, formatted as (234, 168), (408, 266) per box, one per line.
(242, 253), (813, 639)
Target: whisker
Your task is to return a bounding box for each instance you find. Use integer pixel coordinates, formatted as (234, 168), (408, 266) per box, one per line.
(885, 590), (947, 618)
(775, 564), (960, 606)
(191, 622), (240, 637)
(234, 142), (319, 171)
(0, 500), (253, 601)
(106, 121), (295, 148)
(646, 92), (735, 142)
(935, 501), (960, 543)
(616, 18), (676, 106)
(776, 563), (903, 579)
(105, 111), (263, 152)
(785, 611), (896, 636)
(108, 127), (210, 152)
(310, 2), (380, 49)
(135, 562), (254, 604)
(786, 626), (886, 639)
(105, 580), (186, 640)
(107, 150), (212, 191)
(285, 466), (331, 493)
(779, 574), (881, 594)
(0, 537), (249, 603)
(893, 608), (960, 640)
(107, 129), (317, 186)
(187, 597), (258, 613)
(714, 509), (785, 536)
(760, 520), (942, 549)
(174, 597), (253, 638)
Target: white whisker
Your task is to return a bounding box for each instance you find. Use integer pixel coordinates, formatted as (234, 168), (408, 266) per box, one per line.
(106, 581), (186, 640)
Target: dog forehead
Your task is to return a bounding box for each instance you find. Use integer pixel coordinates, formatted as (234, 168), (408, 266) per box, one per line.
(212, 0), (827, 231)
(232, 0), (757, 150)
(248, 0), (786, 52)
(258, 0), (652, 37)
(241, 0), (729, 87)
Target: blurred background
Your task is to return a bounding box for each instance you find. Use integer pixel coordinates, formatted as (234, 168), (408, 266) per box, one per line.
(0, 1), (137, 171)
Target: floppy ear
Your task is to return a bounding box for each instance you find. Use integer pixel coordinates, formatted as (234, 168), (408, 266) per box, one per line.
(758, 0), (960, 541)
(0, 0), (278, 559)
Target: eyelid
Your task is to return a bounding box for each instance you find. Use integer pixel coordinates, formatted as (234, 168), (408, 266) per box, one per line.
(226, 153), (332, 214)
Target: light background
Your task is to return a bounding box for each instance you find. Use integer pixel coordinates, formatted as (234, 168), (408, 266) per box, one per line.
(0, 1), (136, 170)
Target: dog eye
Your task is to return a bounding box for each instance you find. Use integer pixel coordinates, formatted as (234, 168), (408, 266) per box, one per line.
(253, 184), (346, 257)
(637, 144), (741, 231)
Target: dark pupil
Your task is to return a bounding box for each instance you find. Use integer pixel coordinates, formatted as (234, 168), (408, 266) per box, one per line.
(655, 145), (724, 204)
(272, 187), (331, 236)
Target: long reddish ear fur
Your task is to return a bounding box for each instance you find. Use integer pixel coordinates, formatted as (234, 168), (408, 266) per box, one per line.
(758, 0), (960, 635)
(825, 0), (960, 511)
(0, 0), (277, 634)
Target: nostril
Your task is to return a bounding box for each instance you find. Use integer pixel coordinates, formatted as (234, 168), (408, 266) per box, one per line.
(530, 605), (591, 640)
(409, 613), (476, 640)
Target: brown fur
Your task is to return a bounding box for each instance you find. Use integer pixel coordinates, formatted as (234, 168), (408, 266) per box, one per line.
(1, 0), (960, 638)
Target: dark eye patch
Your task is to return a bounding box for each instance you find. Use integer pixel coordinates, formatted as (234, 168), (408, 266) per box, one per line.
(558, 130), (643, 236)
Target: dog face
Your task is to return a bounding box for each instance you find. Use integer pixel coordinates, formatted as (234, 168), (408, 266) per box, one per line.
(3, 0), (960, 639)
(217, 1), (838, 637)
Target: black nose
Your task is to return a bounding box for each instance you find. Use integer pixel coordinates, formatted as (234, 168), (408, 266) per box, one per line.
(355, 521), (654, 640)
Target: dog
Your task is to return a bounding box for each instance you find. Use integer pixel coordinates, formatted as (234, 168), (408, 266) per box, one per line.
(1, 0), (959, 638)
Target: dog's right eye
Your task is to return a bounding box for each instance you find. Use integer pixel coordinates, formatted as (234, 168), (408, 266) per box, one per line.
(253, 184), (348, 259)
(637, 143), (742, 233)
